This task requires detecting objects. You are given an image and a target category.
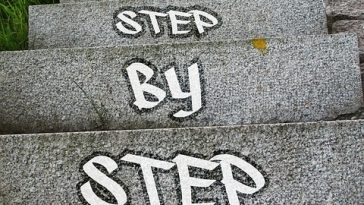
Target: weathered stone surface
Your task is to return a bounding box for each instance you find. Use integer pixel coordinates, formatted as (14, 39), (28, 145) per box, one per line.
(0, 34), (362, 134)
(0, 120), (363, 204)
(332, 20), (364, 62)
(59, 0), (102, 2)
(362, 63), (364, 94)
(328, 0), (364, 21)
(28, 0), (327, 49)
(60, 0), (99, 2)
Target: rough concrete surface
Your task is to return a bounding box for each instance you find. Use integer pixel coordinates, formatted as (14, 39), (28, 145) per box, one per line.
(0, 34), (362, 134)
(0, 120), (363, 204)
(28, 0), (327, 49)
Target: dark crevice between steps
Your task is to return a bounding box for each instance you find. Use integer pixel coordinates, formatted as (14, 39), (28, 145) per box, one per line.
(332, 14), (364, 22)
(334, 107), (364, 120)
(327, 15), (363, 34)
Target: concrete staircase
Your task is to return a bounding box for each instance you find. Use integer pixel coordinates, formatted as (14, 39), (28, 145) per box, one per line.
(0, 0), (363, 204)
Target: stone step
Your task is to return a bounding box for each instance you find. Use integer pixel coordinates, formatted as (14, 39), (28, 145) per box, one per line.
(60, 0), (363, 23)
(1, 34), (362, 134)
(1, 120), (363, 204)
(28, 0), (327, 49)
(332, 20), (364, 62)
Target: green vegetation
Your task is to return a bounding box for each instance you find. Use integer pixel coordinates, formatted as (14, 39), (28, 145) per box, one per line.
(0, 0), (58, 51)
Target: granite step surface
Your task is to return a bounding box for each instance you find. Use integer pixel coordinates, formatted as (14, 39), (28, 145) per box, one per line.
(60, 0), (362, 22)
(332, 20), (364, 62)
(1, 34), (362, 134)
(28, 0), (327, 49)
(0, 120), (363, 204)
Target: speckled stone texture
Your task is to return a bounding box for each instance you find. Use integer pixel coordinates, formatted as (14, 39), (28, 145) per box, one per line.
(28, 0), (327, 49)
(328, 0), (364, 21)
(362, 63), (364, 95)
(0, 34), (363, 133)
(0, 120), (363, 204)
(1, 34), (363, 134)
(60, 0), (101, 2)
(332, 20), (364, 62)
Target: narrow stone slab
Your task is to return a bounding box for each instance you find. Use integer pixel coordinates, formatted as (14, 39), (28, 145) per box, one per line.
(0, 120), (363, 204)
(1, 34), (362, 134)
(332, 20), (364, 62)
(29, 0), (327, 49)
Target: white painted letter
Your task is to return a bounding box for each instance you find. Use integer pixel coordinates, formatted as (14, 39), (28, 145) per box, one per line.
(167, 10), (192, 35)
(165, 63), (202, 118)
(121, 154), (175, 205)
(116, 11), (143, 35)
(211, 154), (265, 204)
(126, 62), (166, 109)
(189, 10), (219, 34)
(138, 10), (167, 34)
(173, 154), (219, 205)
(80, 156), (127, 205)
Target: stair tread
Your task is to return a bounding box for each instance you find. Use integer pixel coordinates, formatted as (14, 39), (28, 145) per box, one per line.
(28, 0), (327, 49)
(1, 34), (362, 134)
(0, 120), (363, 204)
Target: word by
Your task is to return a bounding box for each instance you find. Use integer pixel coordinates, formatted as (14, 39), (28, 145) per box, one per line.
(123, 59), (203, 118)
(78, 152), (266, 205)
(113, 6), (222, 38)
